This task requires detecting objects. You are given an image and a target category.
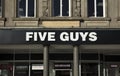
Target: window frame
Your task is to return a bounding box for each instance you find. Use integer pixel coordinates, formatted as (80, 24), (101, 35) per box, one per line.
(81, 63), (99, 76)
(52, 0), (71, 17)
(87, 0), (106, 17)
(17, 0), (36, 18)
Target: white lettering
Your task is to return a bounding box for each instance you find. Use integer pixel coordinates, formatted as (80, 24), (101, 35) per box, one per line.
(48, 32), (56, 41)
(26, 32), (33, 41)
(38, 32), (47, 41)
(26, 32), (97, 42)
(34, 32), (38, 41)
(79, 32), (88, 41)
(60, 32), (69, 41)
(89, 32), (97, 41)
(70, 32), (79, 41)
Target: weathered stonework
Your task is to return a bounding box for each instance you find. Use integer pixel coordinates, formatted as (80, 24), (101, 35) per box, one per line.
(14, 21), (38, 27)
(42, 21), (80, 28)
(85, 21), (109, 27)
(0, 21), (4, 27)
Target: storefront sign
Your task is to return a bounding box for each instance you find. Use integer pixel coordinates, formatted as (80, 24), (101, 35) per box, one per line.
(0, 28), (120, 44)
(25, 32), (97, 42)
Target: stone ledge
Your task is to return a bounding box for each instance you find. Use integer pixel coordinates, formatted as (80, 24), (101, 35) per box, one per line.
(83, 17), (111, 21)
(12, 18), (39, 21)
(12, 17), (111, 21)
(0, 21), (4, 27)
(0, 18), (5, 27)
(0, 18), (6, 21)
(40, 17), (83, 21)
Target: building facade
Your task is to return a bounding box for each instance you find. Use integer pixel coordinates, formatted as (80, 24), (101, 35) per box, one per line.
(0, 0), (120, 76)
